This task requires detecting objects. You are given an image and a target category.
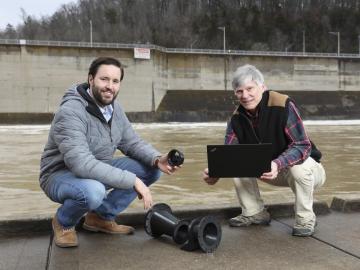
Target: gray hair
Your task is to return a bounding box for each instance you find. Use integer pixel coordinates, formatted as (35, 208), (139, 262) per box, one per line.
(231, 64), (264, 90)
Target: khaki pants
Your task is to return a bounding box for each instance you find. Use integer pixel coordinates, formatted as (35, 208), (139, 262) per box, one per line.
(233, 157), (326, 226)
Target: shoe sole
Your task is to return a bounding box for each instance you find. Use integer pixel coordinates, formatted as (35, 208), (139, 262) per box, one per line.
(292, 232), (314, 237)
(82, 223), (134, 235)
(54, 240), (78, 248)
(229, 220), (271, 227)
(292, 230), (314, 237)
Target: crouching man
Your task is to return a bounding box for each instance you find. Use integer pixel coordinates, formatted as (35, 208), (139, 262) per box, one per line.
(40, 57), (180, 247)
(203, 64), (326, 237)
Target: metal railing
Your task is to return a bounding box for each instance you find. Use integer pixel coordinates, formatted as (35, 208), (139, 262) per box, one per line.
(1, 38), (360, 59)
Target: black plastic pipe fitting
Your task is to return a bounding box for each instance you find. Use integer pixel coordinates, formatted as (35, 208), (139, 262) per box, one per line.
(145, 203), (222, 253)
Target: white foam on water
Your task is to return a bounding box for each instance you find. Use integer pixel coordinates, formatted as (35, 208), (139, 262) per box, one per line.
(303, 120), (360, 125)
(0, 125), (50, 134)
(132, 122), (226, 129)
(0, 120), (359, 133)
(133, 120), (360, 129)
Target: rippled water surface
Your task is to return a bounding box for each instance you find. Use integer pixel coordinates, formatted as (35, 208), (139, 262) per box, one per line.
(0, 121), (359, 220)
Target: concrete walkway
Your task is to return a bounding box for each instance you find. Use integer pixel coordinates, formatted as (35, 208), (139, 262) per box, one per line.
(1, 196), (359, 270)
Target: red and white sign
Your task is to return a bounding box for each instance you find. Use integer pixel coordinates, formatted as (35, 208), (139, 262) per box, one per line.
(134, 48), (151, 59)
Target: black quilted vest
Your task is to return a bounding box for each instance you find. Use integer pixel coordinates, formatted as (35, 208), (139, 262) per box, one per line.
(230, 91), (321, 162)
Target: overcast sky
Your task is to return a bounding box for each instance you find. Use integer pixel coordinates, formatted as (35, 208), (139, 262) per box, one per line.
(0, 0), (76, 30)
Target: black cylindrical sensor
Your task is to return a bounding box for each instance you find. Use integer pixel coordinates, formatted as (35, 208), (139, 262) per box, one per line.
(167, 149), (184, 166)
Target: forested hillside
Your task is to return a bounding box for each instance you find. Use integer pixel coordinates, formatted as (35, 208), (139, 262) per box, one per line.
(1, 0), (360, 53)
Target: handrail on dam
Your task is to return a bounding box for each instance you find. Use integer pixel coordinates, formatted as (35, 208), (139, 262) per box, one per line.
(1, 38), (360, 59)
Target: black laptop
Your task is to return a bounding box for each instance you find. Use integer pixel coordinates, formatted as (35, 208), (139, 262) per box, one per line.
(207, 144), (272, 178)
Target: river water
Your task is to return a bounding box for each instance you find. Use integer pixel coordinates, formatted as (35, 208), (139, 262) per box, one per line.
(0, 121), (359, 220)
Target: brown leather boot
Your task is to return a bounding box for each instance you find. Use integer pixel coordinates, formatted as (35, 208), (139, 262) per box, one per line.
(52, 215), (78, 248)
(82, 212), (135, 235)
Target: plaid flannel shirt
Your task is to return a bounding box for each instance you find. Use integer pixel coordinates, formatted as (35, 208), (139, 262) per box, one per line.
(225, 101), (311, 171)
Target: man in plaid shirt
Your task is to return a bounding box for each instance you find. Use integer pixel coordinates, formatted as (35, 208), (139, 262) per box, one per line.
(203, 64), (326, 237)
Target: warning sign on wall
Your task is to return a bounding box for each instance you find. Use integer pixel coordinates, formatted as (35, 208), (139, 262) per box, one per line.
(134, 48), (151, 59)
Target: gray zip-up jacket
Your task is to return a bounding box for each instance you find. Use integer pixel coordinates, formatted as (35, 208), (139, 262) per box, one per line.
(39, 83), (160, 191)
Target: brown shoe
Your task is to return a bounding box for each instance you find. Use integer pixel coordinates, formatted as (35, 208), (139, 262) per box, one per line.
(52, 215), (78, 248)
(83, 212), (135, 235)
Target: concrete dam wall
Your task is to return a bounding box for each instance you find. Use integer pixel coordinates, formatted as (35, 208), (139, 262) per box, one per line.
(150, 90), (360, 122)
(0, 41), (359, 123)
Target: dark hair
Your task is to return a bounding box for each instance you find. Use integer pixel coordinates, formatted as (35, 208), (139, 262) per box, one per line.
(88, 57), (124, 82)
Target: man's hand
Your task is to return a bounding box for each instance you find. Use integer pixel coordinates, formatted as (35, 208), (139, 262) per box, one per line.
(202, 168), (219, 185)
(134, 178), (153, 210)
(156, 154), (181, 175)
(260, 161), (279, 181)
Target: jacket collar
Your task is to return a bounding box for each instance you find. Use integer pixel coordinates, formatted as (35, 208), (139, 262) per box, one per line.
(76, 83), (110, 123)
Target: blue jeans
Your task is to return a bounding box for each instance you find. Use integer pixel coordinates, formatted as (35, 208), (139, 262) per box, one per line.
(45, 157), (161, 228)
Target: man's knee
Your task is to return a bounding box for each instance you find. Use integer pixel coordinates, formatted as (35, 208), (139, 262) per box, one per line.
(144, 167), (162, 185)
(289, 158), (322, 187)
(81, 182), (106, 210)
(289, 166), (314, 187)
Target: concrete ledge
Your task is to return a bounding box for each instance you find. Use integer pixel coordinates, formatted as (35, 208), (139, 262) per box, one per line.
(0, 218), (52, 237)
(267, 200), (330, 217)
(2, 197), (357, 237)
(0, 113), (54, 124)
(156, 90), (360, 121)
(1, 90), (360, 123)
(330, 196), (360, 212)
(0, 201), (331, 237)
(119, 201), (331, 226)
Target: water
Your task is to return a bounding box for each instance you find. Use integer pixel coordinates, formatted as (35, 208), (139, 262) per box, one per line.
(0, 122), (359, 220)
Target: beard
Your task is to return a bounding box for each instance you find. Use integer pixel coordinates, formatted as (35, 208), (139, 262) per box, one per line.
(90, 84), (118, 107)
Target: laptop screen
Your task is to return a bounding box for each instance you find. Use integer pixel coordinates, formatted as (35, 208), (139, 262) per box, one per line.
(207, 144), (272, 178)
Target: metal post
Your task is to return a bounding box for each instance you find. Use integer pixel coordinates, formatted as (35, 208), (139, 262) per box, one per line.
(285, 44), (293, 53)
(358, 36), (360, 55)
(223, 27), (226, 52)
(302, 30), (306, 54)
(329, 31), (340, 56)
(190, 39), (197, 50)
(217, 27), (225, 52)
(90, 20), (93, 46)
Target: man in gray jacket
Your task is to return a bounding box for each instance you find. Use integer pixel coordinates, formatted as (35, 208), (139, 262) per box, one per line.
(40, 57), (180, 248)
